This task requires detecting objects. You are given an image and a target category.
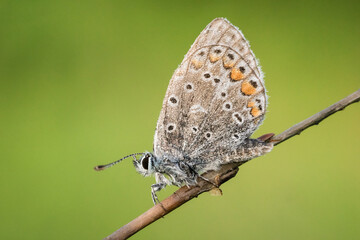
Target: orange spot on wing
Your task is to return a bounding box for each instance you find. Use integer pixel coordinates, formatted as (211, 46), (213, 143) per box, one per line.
(223, 62), (235, 69)
(247, 101), (255, 108)
(230, 68), (244, 81)
(209, 54), (220, 63)
(251, 106), (261, 117)
(241, 81), (257, 95)
(191, 59), (203, 69)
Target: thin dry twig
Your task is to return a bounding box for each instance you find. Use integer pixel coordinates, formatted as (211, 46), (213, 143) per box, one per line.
(271, 89), (360, 145)
(104, 89), (360, 240)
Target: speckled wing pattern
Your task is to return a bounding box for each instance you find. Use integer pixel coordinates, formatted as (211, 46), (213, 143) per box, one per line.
(154, 18), (268, 171)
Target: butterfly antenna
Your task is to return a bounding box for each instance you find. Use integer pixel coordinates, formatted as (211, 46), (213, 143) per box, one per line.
(94, 153), (143, 171)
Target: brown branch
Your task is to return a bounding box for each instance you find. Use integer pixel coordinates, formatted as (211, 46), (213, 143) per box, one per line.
(104, 89), (360, 240)
(271, 89), (360, 146)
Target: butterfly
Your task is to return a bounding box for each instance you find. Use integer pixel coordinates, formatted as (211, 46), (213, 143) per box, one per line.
(95, 18), (273, 204)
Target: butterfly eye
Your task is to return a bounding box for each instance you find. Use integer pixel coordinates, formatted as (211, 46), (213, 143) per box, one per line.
(141, 155), (150, 170)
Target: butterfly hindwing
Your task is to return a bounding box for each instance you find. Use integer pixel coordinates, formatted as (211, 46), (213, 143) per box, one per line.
(154, 18), (268, 169)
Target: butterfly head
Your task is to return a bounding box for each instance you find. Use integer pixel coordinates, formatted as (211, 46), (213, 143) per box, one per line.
(133, 152), (156, 176)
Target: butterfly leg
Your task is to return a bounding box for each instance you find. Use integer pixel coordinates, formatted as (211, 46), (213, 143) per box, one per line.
(151, 183), (166, 205)
(151, 173), (172, 204)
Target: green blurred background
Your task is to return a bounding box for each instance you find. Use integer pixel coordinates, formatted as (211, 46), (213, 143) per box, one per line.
(1, 0), (359, 239)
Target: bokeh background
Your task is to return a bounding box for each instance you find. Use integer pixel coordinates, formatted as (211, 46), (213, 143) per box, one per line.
(1, 0), (359, 239)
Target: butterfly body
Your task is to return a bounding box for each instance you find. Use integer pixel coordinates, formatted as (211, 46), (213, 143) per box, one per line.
(95, 18), (273, 204)
(132, 18), (273, 203)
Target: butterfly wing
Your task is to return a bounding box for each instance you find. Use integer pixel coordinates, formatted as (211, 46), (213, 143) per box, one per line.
(154, 18), (268, 167)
